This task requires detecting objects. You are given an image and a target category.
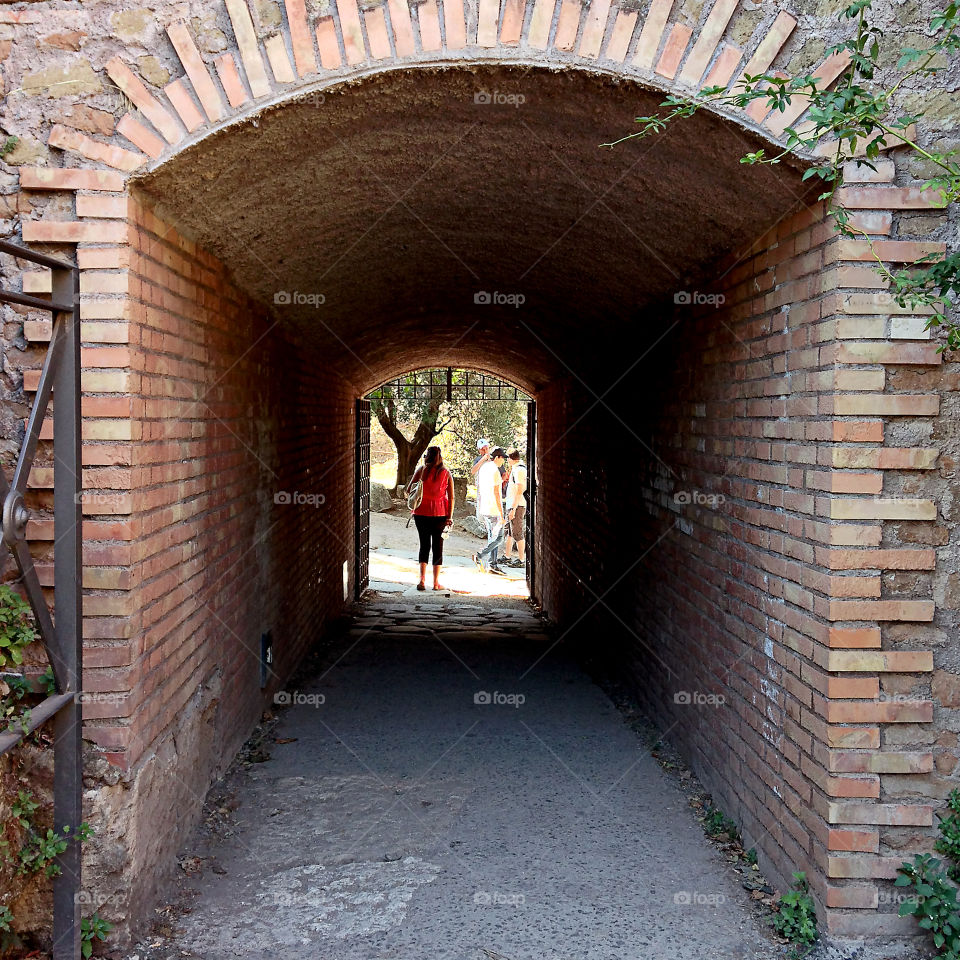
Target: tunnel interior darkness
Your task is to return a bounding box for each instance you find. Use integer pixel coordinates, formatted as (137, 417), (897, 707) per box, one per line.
(135, 65), (815, 395)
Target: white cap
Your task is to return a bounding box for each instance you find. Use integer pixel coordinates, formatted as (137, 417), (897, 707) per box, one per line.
(476, 438), (490, 450)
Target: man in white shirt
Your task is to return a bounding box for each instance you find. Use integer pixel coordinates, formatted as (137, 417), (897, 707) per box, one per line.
(472, 447), (507, 575)
(470, 437), (491, 478)
(502, 449), (527, 567)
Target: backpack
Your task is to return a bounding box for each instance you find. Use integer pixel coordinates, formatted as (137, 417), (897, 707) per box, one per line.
(404, 474), (424, 527)
(406, 478), (424, 512)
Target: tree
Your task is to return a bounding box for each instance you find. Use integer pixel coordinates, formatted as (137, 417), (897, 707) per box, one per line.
(370, 370), (529, 489)
(436, 399), (527, 475)
(606, 0), (960, 346)
(370, 382), (452, 493)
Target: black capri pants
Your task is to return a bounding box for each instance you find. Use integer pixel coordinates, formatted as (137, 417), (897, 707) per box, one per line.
(414, 515), (447, 564)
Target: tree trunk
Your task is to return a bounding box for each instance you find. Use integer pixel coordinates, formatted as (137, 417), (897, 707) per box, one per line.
(396, 443), (421, 491)
(373, 396), (443, 493)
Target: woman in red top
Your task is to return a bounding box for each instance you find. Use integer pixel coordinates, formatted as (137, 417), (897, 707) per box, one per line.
(409, 446), (453, 591)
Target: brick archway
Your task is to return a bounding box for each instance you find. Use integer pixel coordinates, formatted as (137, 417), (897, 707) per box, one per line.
(2, 0), (951, 947)
(22, 0), (845, 178)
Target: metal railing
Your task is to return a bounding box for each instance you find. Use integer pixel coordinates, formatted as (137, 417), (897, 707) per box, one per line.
(369, 368), (531, 402)
(0, 238), (82, 959)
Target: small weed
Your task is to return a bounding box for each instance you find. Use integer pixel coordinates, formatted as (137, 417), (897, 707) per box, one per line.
(0, 904), (21, 954)
(1, 789), (94, 877)
(936, 789), (960, 883)
(81, 913), (113, 958)
(896, 853), (960, 958)
(0, 136), (18, 159)
(896, 788), (960, 957)
(0, 586), (37, 670)
(772, 871), (817, 956)
(39, 667), (57, 696)
(745, 847), (758, 865)
(702, 804), (739, 839)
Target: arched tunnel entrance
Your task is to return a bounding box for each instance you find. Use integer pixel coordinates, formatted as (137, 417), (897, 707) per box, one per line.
(19, 54), (934, 949)
(360, 367), (536, 598)
(100, 60), (839, 941)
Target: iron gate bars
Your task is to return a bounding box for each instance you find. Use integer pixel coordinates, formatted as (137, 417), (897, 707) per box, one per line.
(0, 239), (82, 960)
(369, 369), (531, 403)
(355, 399), (371, 600)
(526, 401), (536, 597)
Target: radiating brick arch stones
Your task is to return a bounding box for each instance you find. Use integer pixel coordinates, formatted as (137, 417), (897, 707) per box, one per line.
(123, 63), (819, 395)
(28, 0), (844, 187)
(18, 0), (857, 391)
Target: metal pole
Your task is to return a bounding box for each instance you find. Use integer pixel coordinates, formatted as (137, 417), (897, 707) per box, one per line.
(50, 261), (82, 960)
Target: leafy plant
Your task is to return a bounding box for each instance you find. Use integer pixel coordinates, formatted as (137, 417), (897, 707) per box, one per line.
(81, 913), (112, 958)
(745, 847), (758, 866)
(936, 789), (960, 882)
(1, 790), (94, 877)
(702, 804), (739, 839)
(0, 136), (17, 159)
(9, 789), (39, 827)
(896, 854), (960, 958)
(0, 586), (37, 670)
(1, 675), (32, 733)
(39, 666), (57, 696)
(772, 871), (818, 953)
(0, 904), (20, 954)
(607, 0), (960, 349)
(895, 789), (960, 955)
(18, 827), (70, 877)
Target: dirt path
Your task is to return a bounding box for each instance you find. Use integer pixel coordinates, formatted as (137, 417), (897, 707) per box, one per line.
(369, 510), (530, 599)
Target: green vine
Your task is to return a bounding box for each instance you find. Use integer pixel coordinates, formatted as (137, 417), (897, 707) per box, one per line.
(0, 789), (93, 878)
(606, 0), (960, 348)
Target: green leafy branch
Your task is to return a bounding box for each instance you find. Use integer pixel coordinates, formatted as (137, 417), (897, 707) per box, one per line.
(0, 789), (93, 878)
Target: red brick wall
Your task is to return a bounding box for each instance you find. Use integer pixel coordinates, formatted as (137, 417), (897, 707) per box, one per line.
(70, 194), (358, 921)
(7, 167), (946, 944)
(535, 198), (942, 937)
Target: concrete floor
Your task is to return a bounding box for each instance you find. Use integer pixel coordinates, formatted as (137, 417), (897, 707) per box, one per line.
(141, 596), (780, 960)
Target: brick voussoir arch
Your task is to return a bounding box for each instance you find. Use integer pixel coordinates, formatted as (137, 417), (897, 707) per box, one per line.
(34, 0), (836, 175)
(11, 0), (949, 944)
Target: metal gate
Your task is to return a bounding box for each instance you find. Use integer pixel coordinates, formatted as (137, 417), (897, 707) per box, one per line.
(0, 240), (83, 958)
(526, 400), (537, 597)
(355, 398), (370, 600)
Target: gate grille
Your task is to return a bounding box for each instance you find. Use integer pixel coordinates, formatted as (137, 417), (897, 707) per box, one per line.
(355, 398), (370, 599)
(526, 400), (537, 597)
